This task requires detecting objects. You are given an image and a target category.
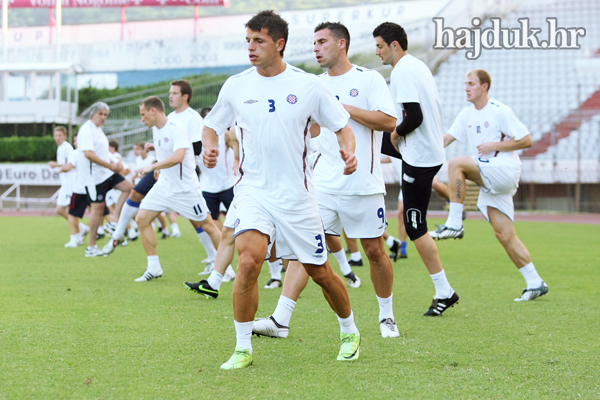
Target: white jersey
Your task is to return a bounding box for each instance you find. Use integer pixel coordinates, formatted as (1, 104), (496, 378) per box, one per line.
(199, 133), (237, 193)
(134, 155), (155, 184)
(57, 141), (75, 188)
(447, 98), (529, 164)
(77, 120), (113, 184)
(152, 119), (199, 194)
(389, 54), (445, 167)
(203, 64), (350, 213)
(67, 149), (92, 195)
(168, 107), (204, 144)
(313, 65), (396, 195)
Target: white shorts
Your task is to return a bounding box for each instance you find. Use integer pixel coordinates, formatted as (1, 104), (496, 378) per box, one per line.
(478, 190), (515, 223)
(105, 189), (121, 207)
(316, 191), (386, 239)
(223, 199), (237, 229)
(473, 156), (520, 196)
(233, 193), (327, 265)
(141, 184), (209, 222)
(57, 186), (72, 207)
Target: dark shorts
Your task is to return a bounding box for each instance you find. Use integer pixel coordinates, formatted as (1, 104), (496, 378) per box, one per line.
(202, 186), (235, 220)
(133, 172), (157, 197)
(401, 161), (442, 241)
(87, 174), (126, 203)
(69, 193), (109, 218)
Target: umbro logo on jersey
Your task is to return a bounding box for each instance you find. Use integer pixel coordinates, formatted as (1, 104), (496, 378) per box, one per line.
(244, 100), (258, 104)
(287, 94), (298, 104)
(403, 173), (415, 183)
(234, 218), (240, 228)
(349, 88), (359, 97)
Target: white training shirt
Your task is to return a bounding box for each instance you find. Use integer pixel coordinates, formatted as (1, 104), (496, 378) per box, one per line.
(77, 120), (113, 184)
(203, 64), (350, 213)
(67, 148), (92, 195)
(134, 154), (155, 184)
(313, 65), (396, 195)
(167, 107), (204, 144)
(199, 132), (237, 193)
(152, 119), (199, 194)
(447, 98), (529, 164)
(57, 141), (75, 188)
(390, 54), (445, 167)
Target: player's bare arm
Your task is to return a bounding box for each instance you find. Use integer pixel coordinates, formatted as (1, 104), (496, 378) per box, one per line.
(48, 161), (65, 168)
(477, 135), (532, 156)
(443, 133), (456, 148)
(202, 126), (220, 168)
(144, 142), (155, 152)
(309, 123), (321, 138)
(59, 163), (74, 173)
(139, 148), (185, 176)
(342, 105), (396, 132)
(84, 150), (118, 172)
(335, 124), (357, 175)
(225, 127), (240, 175)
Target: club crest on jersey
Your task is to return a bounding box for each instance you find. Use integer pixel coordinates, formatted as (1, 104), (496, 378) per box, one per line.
(164, 137), (169, 143)
(349, 88), (359, 97)
(287, 94), (298, 104)
(484, 121), (489, 128)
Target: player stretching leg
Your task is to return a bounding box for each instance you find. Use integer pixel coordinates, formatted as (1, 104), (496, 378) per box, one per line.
(203, 11), (360, 369)
(374, 22), (459, 316)
(430, 69), (548, 301)
(133, 97), (221, 282)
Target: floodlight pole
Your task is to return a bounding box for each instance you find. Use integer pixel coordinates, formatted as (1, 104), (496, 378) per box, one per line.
(56, 0), (62, 62)
(2, 0), (7, 64)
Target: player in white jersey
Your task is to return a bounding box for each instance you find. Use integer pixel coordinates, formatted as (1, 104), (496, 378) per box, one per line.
(77, 102), (133, 257)
(133, 96), (221, 282)
(48, 126), (86, 244)
(253, 22), (400, 339)
(59, 134), (92, 247)
(373, 22), (459, 317)
(165, 80), (204, 239)
(202, 11), (360, 370)
(430, 69), (548, 301)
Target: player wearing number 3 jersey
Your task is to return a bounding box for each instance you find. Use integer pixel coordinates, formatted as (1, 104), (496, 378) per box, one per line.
(202, 10), (361, 370)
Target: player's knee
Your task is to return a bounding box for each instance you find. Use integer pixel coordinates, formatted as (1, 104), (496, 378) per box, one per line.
(129, 190), (143, 203)
(403, 214), (427, 241)
(306, 265), (329, 287)
(362, 239), (386, 261)
(493, 227), (511, 246)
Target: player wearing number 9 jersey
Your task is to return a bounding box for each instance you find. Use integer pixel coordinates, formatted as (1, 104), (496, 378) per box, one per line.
(202, 10), (361, 370)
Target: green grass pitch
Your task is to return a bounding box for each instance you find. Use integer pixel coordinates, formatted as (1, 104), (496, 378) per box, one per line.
(0, 215), (599, 399)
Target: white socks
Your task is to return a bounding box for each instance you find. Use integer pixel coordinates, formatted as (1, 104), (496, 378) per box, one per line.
(430, 269), (454, 299)
(332, 249), (352, 276)
(349, 251), (362, 262)
(337, 311), (359, 335)
(385, 235), (396, 248)
(196, 229), (217, 262)
(207, 270), (224, 290)
(114, 201), (139, 240)
(78, 222), (88, 232)
(234, 320), (253, 353)
(170, 222), (180, 236)
(377, 294), (395, 322)
(268, 260), (283, 280)
(147, 255), (161, 271)
(445, 202), (464, 229)
(519, 262), (543, 288)
(272, 295), (296, 327)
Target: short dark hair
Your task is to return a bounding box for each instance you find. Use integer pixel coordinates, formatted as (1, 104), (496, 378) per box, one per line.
(373, 22), (408, 51)
(314, 22), (351, 54)
(170, 80), (193, 103)
(140, 96), (165, 113)
(200, 107), (212, 119)
(109, 140), (119, 151)
(245, 10), (289, 57)
(134, 142), (145, 149)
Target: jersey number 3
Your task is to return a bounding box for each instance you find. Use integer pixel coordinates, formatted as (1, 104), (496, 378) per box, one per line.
(268, 99), (276, 113)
